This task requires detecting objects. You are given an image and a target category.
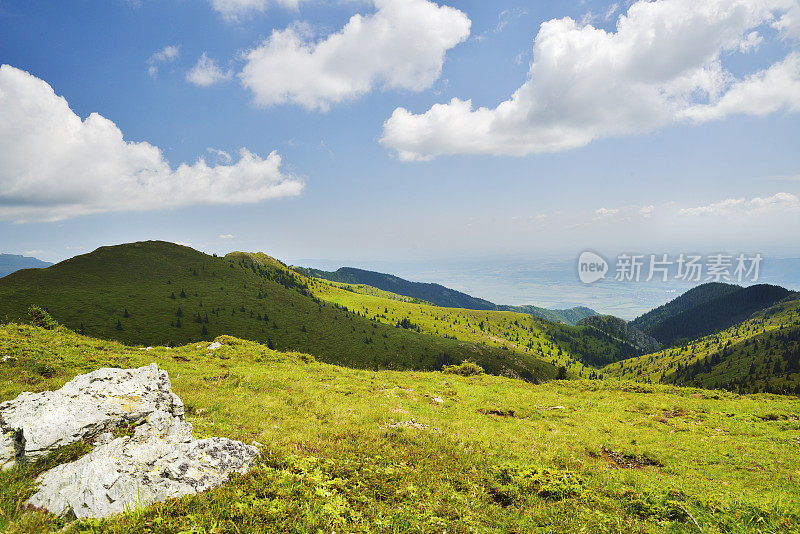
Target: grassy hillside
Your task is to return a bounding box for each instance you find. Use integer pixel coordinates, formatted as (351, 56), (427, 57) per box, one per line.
(604, 295), (800, 394)
(294, 266), (498, 310)
(499, 304), (598, 325)
(577, 315), (661, 353)
(309, 278), (648, 375)
(2, 324), (799, 533)
(630, 282), (742, 334)
(643, 284), (791, 345)
(0, 241), (554, 381)
(295, 266), (598, 325)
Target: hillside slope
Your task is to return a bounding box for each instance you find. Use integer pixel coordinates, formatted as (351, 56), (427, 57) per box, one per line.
(0, 241), (554, 381)
(0, 253), (52, 278)
(2, 324), (798, 533)
(604, 295), (800, 394)
(295, 266), (597, 324)
(630, 282), (741, 334)
(309, 277), (643, 374)
(577, 315), (661, 353)
(645, 284), (791, 345)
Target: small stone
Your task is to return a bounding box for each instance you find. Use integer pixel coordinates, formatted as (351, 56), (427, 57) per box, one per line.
(207, 342), (222, 351)
(432, 397), (444, 404)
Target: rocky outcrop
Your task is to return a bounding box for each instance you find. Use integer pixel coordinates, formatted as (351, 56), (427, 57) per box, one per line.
(27, 410), (258, 519)
(0, 364), (259, 519)
(0, 363), (183, 470)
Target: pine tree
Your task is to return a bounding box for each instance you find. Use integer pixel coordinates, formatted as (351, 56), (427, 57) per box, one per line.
(176, 307), (183, 317)
(123, 308), (130, 318)
(115, 319), (123, 331)
(176, 318), (182, 328)
(201, 325), (208, 336)
(180, 289), (186, 298)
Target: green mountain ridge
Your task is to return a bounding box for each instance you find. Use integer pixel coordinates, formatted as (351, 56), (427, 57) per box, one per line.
(293, 266), (598, 325)
(606, 293), (800, 394)
(0, 241), (556, 381)
(633, 283), (791, 345)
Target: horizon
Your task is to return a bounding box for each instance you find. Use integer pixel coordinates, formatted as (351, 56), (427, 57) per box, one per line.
(4, 239), (800, 320)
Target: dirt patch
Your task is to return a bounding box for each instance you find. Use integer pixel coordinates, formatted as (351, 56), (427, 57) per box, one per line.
(593, 446), (662, 469)
(758, 413), (799, 422)
(478, 408), (516, 418)
(661, 408), (688, 419)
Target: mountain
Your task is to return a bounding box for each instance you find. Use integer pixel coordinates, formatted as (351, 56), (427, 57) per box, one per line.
(0, 253), (52, 278)
(294, 266), (598, 325)
(604, 294), (800, 394)
(630, 282), (741, 334)
(0, 241), (554, 382)
(577, 315), (661, 353)
(630, 282), (791, 345)
(294, 266), (498, 309)
(499, 304), (597, 325)
(646, 284), (791, 344)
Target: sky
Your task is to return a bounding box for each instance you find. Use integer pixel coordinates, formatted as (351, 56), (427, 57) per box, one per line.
(1, 0), (800, 301)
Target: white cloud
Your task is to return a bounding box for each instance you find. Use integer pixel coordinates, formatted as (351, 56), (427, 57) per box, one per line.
(239, 0), (471, 111)
(219, 234), (235, 239)
(187, 53), (233, 86)
(595, 208), (620, 218)
(210, 0), (304, 21)
(679, 192), (800, 215)
(0, 64), (303, 223)
(147, 45), (180, 78)
(681, 52), (800, 122)
(640, 205), (655, 218)
(381, 0), (800, 161)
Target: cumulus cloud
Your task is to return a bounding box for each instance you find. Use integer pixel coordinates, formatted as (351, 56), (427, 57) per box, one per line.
(239, 0), (471, 110)
(0, 65), (303, 223)
(147, 45), (180, 77)
(679, 192), (800, 215)
(187, 53), (233, 86)
(211, 0), (304, 21)
(381, 0), (800, 161)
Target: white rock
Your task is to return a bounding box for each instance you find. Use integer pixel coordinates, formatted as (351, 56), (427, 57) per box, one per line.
(0, 363), (183, 469)
(432, 397), (444, 404)
(27, 410), (258, 519)
(207, 342), (222, 351)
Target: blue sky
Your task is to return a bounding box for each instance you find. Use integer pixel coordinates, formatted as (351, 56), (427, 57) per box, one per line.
(1, 0), (799, 277)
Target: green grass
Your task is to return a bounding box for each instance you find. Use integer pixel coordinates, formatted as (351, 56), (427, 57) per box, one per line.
(309, 277), (639, 376)
(2, 324), (799, 532)
(0, 241), (554, 382)
(604, 296), (800, 394)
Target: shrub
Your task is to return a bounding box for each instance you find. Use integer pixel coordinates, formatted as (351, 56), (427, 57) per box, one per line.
(443, 360), (485, 376)
(27, 306), (59, 330)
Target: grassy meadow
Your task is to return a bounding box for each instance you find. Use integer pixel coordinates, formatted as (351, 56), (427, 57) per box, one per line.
(1, 323), (799, 533)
